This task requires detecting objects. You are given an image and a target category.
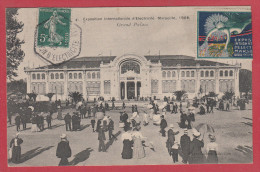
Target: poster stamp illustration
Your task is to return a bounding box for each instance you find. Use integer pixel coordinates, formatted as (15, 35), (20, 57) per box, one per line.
(34, 8), (82, 64)
(198, 11), (252, 58)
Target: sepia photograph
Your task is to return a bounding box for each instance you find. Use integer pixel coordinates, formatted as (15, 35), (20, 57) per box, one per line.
(6, 7), (252, 166)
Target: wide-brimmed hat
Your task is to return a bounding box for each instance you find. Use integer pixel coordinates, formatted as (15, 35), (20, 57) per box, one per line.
(209, 134), (216, 142)
(60, 133), (67, 139)
(169, 124), (174, 128)
(192, 129), (201, 137)
(15, 132), (20, 137)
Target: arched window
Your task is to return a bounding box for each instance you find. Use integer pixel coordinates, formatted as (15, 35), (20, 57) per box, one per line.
(60, 73), (64, 79)
(42, 73), (45, 79)
(32, 74), (36, 80)
(55, 73), (59, 79)
(78, 73), (82, 79)
(205, 71), (209, 77)
(92, 72), (96, 79)
(121, 61), (140, 74)
(201, 71), (204, 77)
(69, 73), (72, 79)
(74, 73), (78, 79)
(97, 72), (100, 79)
(37, 74), (40, 80)
(167, 71), (171, 77)
(191, 71), (195, 77)
(186, 71), (190, 77)
(87, 72), (91, 79)
(51, 73), (54, 79)
(181, 71), (185, 77)
(162, 71), (166, 78)
(225, 70), (228, 77)
(229, 70), (233, 76)
(220, 71), (223, 77)
(172, 71), (176, 77)
(210, 71), (214, 77)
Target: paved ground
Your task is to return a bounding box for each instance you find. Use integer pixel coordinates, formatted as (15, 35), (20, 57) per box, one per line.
(7, 102), (253, 166)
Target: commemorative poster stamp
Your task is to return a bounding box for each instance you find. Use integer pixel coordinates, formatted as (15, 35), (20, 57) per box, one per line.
(198, 11), (252, 58)
(6, 7), (252, 167)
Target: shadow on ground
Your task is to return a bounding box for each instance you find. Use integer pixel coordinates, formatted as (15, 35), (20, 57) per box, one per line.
(235, 145), (253, 161)
(18, 146), (54, 163)
(105, 131), (121, 151)
(79, 124), (91, 131)
(69, 148), (93, 166)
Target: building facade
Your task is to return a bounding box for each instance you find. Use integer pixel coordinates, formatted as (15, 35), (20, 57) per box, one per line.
(24, 54), (240, 101)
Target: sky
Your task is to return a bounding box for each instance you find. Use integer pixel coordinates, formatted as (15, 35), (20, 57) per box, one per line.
(13, 7), (252, 80)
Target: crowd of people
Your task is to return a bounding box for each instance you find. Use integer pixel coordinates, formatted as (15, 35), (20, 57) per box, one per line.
(8, 95), (250, 165)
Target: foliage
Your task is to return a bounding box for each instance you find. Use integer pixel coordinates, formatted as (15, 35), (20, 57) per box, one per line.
(6, 8), (25, 81)
(239, 69), (252, 94)
(207, 92), (218, 97)
(7, 79), (27, 94)
(45, 93), (55, 101)
(222, 91), (235, 100)
(68, 91), (83, 103)
(174, 90), (187, 101)
(27, 93), (37, 102)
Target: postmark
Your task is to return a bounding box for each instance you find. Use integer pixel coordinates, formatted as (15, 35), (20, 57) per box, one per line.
(34, 8), (82, 64)
(198, 11), (252, 58)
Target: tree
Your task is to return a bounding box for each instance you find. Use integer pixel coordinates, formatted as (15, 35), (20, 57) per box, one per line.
(45, 93), (55, 101)
(174, 90), (187, 101)
(27, 93), (37, 102)
(68, 92), (83, 104)
(222, 91), (235, 100)
(239, 69), (252, 95)
(7, 79), (27, 94)
(6, 8), (25, 81)
(207, 92), (218, 98)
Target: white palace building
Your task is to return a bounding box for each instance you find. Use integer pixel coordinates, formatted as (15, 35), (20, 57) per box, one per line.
(24, 54), (240, 101)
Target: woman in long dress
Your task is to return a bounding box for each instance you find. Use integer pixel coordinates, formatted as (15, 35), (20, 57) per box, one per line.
(121, 126), (134, 159)
(189, 130), (205, 164)
(132, 127), (146, 159)
(206, 134), (218, 164)
(9, 133), (23, 163)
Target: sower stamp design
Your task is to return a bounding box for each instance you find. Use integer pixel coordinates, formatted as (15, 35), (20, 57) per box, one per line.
(198, 12), (252, 58)
(35, 8), (82, 64)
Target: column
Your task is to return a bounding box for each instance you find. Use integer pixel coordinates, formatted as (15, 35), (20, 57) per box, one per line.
(27, 72), (31, 93)
(83, 71), (87, 100)
(124, 81), (127, 100)
(215, 69), (219, 95)
(234, 67), (240, 97)
(64, 71), (68, 99)
(45, 71), (49, 94)
(176, 64), (181, 91)
(135, 81), (137, 99)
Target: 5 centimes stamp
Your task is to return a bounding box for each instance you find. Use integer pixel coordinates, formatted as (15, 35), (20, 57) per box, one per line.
(34, 8), (82, 64)
(198, 11), (252, 58)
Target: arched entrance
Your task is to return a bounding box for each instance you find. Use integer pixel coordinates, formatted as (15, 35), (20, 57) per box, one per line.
(119, 60), (142, 100)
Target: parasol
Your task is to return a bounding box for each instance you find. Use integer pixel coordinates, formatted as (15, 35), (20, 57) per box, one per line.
(195, 123), (215, 139)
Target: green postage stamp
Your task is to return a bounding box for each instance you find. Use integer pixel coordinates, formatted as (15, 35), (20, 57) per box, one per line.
(38, 8), (71, 47)
(35, 8), (81, 64)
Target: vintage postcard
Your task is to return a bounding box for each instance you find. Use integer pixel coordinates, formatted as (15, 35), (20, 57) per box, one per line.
(6, 6), (252, 167)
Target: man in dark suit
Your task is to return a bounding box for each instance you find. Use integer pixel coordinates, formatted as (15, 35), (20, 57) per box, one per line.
(64, 113), (72, 131)
(98, 125), (106, 152)
(15, 115), (21, 132)
(46, 113), (52, 129)
(180, 128), (191, 164)
(160, 115), (167, 137)
(21, 114), (27, 130)
(108, 116), (115, 140)
(56, 134), (71, 166)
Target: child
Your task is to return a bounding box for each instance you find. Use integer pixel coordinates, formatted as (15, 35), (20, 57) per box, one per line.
(91, 116), (96, 132)
(171, 141), (179, 163)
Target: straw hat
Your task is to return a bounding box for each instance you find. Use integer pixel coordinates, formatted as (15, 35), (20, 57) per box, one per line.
(169, 124), (174, 128)
(60, 133), (67, 139)
(192, 129), (201, 137)
(184, 128), (188, 134)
